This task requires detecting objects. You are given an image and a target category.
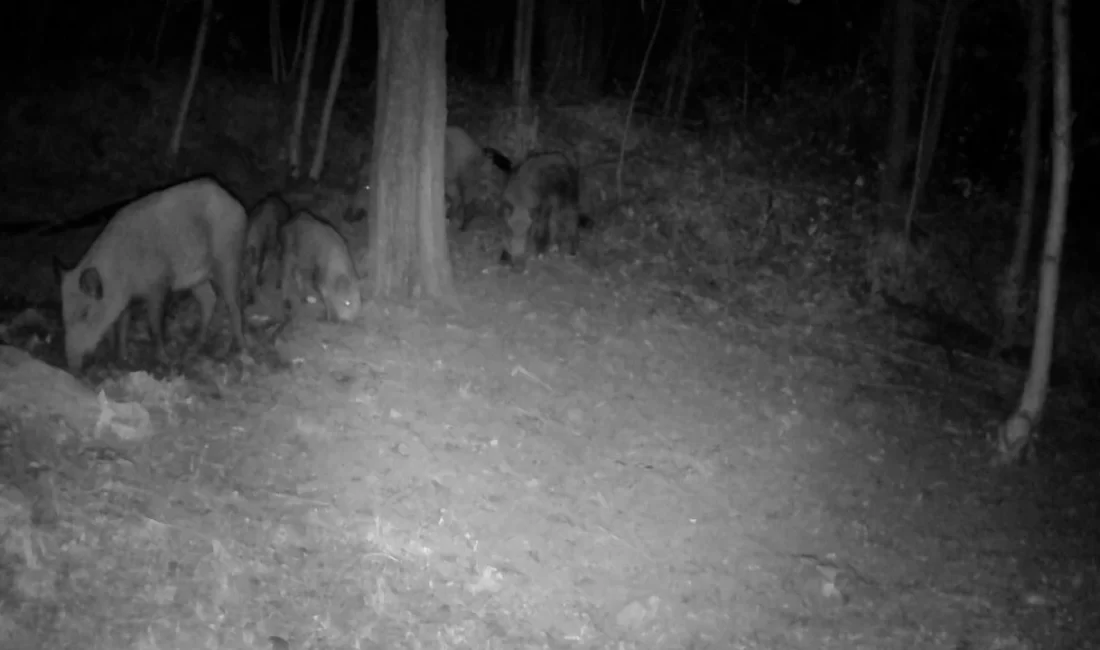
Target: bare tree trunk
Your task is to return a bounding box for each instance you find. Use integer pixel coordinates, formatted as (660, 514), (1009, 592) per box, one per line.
(151, 0), (172, 68)
(168, 0), (213, 159)
(904, 0), (963, 237)
(288, 0), (326, 179)
(544, 4), (575, 96)
(995, 0), (1072, 467)
(672, 0), (701, 122)
(289, 0), (311, 77)
(575, 11), (586, 77)
(616, 0), (666, 197)
(369, 0), (455, 303)
(540, 0), (564, 87)
(996, 0), (1046, 357)
(663, 0), (698, 121)
(741, 0), (766, 123)
(661, 60), (678, 116)
(512, 0), (537, 156)
(308, 0), (355, 181)
(604, 3), (624, 85)
(269, 0), (285, 83)
(880, 0), (916, 218)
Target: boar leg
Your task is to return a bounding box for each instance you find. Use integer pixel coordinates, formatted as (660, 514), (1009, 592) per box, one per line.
(145, 289), (170, 364)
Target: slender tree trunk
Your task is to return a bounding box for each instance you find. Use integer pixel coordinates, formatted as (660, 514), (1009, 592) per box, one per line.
(583, 0), (607, 89)
(996, 0), (1046, 356)
(540, 0), (563, 85)
(369, 0), (454, 303)
(151, 0), (172, 68)
(880, 0), (916, 218)
(309, 0), (355, 181)
(289, 0), (311, 77)
(575, 11), (586, 77)
(270, 0), (284, 83)
(905, 0), (963, 234)
(544, 4), (575, 96)
(666, 0), (698, 121)
(288, 0), (326, 179)
(168, 0), (213, 159)
(512, 0), (537, 155)
(995, 0), (1072, 466)
(674, 54), (695, 122)
(616, 0), (665, 197)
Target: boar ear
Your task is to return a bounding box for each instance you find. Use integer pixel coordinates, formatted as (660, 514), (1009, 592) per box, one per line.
(77, 267), (105, 300)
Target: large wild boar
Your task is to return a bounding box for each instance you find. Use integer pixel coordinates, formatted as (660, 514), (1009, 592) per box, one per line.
(279, 210), (362, 323)
(497, 152), (586, 272)
(54, 177), (248, 370)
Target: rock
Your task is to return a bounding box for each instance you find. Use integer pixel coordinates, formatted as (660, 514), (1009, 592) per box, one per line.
(0, 345), (152, 444)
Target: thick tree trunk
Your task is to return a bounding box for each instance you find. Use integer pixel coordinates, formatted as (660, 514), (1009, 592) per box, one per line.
(995, 0), (1072, 466)
(996, 0), (1046, 356)
(308, 0), (355, 181)
(167, 0), (212, 159)
(288, 0), (326, 179)
(879, 0), (915, 218)
(369, 0), (455, 303)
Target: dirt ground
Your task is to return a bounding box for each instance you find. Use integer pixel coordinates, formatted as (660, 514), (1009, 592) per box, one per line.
(5, 207), (1096, 649)
(2, 70), (1098, 644)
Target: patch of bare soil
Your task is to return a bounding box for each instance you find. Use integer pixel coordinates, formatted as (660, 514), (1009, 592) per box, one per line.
(3, 230), (1097, 650)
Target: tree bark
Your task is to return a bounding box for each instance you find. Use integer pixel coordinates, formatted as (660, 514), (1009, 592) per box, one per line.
(369, 0), (455, 303)
(583, 0), (607, 89)
(617, 0), (665, 197)
(269, 0), (284, 83)
(289, 0), (311, 77)
(540, 0), (566, 88)
(288, 0), (326, 179)
(512, 0), (537, 155)
(996, 0), (1046, 356)
(879, 0), (916, 218)
(908, 0), (963, 213)
(663, 1), (697, 120)
(995, 0), (1072, 466)
(167, 0), (213, 159)
(151, 0), (172, 68)
(543, 4), (576, 96)
(309, 0), (355, 180)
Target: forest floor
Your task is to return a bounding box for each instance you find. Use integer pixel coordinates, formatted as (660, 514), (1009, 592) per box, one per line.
(2, 202), (1097, 650)
(1, 68), (1098, 647)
